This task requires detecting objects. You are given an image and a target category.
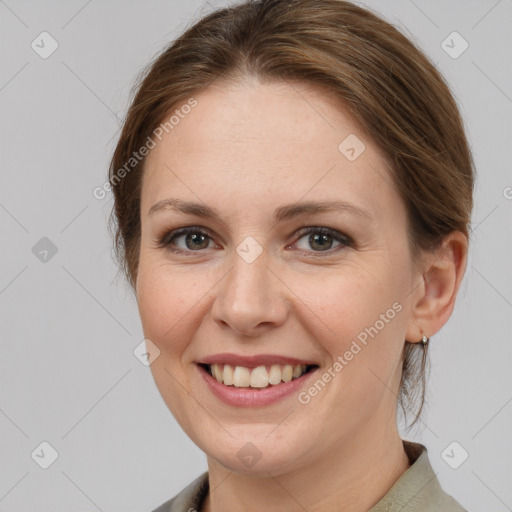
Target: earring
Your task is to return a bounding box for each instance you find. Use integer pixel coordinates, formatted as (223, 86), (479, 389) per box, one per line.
(420, 334), (429, 347)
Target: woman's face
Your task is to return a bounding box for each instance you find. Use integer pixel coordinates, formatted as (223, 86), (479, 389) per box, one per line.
(136, 78), (424, 474)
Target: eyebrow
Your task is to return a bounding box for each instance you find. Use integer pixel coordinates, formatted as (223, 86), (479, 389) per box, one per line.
(148, 198), (372, 225)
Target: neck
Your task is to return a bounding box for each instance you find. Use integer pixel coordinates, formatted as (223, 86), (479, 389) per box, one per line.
(201, 422), (409, 512)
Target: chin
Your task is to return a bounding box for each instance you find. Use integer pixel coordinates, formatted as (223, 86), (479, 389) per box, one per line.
(200, 430), (310, 477)
(210, 449), (303, 477)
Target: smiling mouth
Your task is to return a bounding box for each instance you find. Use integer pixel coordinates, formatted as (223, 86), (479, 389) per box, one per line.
(199, 363), (318, 389)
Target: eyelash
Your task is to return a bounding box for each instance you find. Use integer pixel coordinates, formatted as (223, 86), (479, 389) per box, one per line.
(155, 226), (354, 257)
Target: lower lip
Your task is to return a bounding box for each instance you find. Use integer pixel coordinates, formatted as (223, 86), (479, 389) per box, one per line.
(197, 364), (319, 407)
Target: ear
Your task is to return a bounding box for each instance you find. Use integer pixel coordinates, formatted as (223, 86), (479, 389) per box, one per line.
(405, 231), (468, 343)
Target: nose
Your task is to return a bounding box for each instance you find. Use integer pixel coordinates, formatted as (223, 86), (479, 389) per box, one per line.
(210, 249), (289, 337)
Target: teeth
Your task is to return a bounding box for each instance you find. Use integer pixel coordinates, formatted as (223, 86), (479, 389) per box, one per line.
(282, 364), (293, 382)
(212, 363), (221, 382)
(233, 366), (251, 387)
(223, 364), (234, 385)
(250, 366), (269, 388)
(208, 363), (308, 388)
(268, 365), (282, 385)
(292, 364), (303, 378)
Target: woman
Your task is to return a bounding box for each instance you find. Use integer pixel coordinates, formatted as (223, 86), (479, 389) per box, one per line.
(108, 0), (473, 510)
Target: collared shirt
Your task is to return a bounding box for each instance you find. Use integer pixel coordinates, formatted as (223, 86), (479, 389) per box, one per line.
(151, 441), (468, 512)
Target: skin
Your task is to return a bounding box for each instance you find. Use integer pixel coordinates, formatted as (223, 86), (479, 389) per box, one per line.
(135, 77), (467, 512)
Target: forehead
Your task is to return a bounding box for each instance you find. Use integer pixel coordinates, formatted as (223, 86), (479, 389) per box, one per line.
(140, 79), (399, 220)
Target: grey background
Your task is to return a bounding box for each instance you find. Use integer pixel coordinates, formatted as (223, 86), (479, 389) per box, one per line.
(0, 0), (511, 510)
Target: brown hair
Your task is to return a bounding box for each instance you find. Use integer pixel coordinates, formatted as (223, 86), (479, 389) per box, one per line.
(107, 0), (474, 428)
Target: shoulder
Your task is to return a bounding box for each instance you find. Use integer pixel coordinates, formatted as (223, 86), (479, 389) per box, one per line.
(150, 472), (209, 512)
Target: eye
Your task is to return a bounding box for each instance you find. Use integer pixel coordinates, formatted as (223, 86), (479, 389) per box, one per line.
(157, 227), (215, 253)
(292, 226), (353, 254)
(155, 225), (353, 256)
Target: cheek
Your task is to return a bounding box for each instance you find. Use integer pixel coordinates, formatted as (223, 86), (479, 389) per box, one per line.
(298, 264), (403, 340)
(295, 257), (410, 383)
(136, 261), (209, 427)
(136, 260), (205, 356)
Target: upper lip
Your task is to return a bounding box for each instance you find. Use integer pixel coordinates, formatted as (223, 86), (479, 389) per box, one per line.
(197, 353), (318, 368)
